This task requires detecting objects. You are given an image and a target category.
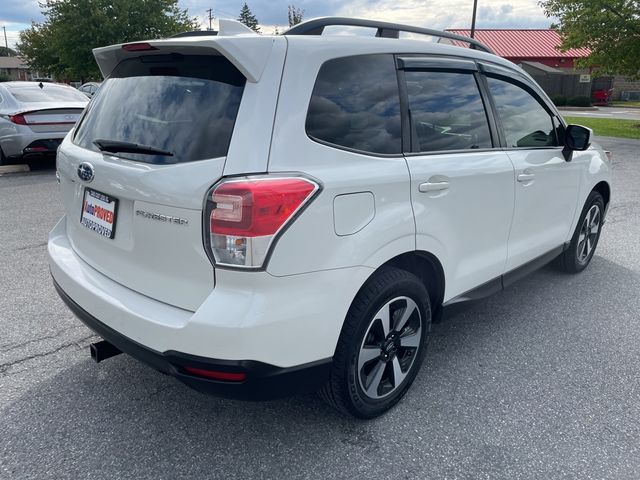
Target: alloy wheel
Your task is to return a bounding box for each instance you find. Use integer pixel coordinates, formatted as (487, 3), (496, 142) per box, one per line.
(357, 296), (423, 400)
(577, 204), (601, 264)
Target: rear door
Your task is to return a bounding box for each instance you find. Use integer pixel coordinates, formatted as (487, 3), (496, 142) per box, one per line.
(399, 59), (515, 300)
(56, 52), (253, 311)
(484, 74), (581, 271)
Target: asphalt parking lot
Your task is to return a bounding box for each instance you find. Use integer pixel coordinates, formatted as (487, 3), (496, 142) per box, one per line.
(1, 137), (639, 479)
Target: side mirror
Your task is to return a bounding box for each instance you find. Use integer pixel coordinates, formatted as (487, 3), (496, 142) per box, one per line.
(563, 124), (592, 161)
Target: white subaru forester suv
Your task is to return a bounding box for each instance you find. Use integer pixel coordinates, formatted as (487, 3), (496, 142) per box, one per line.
(49, 18), (611, 418)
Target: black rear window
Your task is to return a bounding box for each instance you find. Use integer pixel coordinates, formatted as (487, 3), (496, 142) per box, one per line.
(73, 54), (245, 164)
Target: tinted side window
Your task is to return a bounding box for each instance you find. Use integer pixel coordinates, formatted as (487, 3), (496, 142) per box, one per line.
(487, 77), (557, 148)
(306, 55), (401, 155)
(406, 71), (492, 152)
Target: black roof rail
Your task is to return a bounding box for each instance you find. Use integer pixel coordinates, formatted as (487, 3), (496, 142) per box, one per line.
(170, 30), (218, 38)
(284, 17), (495, 54)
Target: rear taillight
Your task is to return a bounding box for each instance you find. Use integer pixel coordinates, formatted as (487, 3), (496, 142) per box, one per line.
(8, 111), (77, 126)
(204, 176), (320, 269)
(8, 114), (27, 125)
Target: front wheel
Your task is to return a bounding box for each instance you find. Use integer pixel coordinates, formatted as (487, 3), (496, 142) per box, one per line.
(319, 267), (431, 418)
(555, 191), (605, 273)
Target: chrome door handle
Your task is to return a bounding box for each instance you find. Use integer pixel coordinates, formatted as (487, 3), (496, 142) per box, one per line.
(419, 181), (449, 193)
(517, 173), (535, 183)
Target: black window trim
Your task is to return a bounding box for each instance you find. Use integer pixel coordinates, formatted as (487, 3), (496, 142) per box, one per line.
(476, 72), (505, 148)
(397, 56), (478, 72)
(305, 135), (405, 158)
(396, 67), (411, 154)
(403, 146), (505, 158)
(482, 70), (565, 151)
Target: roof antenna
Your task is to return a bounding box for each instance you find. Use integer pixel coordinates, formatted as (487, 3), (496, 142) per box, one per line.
(38, 82), (44, 89)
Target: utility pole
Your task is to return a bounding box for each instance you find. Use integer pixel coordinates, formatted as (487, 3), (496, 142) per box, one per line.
(470, 0), (478, 39)
(206, 8), (214, 31)
(3, 26), (9, 55)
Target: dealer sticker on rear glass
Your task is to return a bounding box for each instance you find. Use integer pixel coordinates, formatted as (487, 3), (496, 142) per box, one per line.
(80, 188), (118, 239)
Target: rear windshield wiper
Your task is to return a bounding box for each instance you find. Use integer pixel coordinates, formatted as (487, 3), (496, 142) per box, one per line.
(93, 139), (174, 157)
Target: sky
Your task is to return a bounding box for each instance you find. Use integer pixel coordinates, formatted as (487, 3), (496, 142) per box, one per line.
(1, 0), (554, 50)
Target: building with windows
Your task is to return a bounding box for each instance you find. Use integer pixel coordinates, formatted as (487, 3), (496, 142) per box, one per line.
(0, 56), (56, 82)
(0, 57), (30, 81)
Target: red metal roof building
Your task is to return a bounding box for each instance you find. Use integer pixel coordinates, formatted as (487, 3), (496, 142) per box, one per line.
(446, 29), (591, 69)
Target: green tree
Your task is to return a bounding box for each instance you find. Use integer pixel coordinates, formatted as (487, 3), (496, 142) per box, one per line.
(17, 22), (60, 78)
(540, 0), (640, 77)
(0, 46), (18, 56)
(288, 5), (304, 27)
(238, 3), (260, 33)
(17, 0), (198, 81)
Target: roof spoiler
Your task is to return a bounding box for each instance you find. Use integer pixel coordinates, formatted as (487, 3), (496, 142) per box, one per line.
(93, 21), (272, 83)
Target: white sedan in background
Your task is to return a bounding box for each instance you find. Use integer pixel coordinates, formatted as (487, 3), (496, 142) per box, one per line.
(0, 81), (88, 164)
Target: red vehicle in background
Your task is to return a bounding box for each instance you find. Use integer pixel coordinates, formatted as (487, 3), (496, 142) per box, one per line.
(592, 88), (613, 106)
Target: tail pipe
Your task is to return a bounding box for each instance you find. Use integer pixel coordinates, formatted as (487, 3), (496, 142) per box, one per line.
(90, 340), (122, 363)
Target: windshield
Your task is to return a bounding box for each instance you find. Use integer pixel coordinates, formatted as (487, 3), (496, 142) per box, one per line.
(73, 54), (246, 164)
(7, 84), (89, 103)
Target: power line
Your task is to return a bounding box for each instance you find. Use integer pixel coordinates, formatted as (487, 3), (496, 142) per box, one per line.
(213, 8), (237, 18)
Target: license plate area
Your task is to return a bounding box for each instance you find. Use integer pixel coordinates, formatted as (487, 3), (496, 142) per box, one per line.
(80, 188), (118, 239)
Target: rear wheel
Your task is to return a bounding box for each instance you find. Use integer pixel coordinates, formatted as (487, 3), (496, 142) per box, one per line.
(319, 267), (431, 418)
(555, 191), (604, 273)
(0, 147), (6, 166)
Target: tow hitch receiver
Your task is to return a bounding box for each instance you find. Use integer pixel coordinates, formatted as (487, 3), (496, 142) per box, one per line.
(90, 340), (122, 363)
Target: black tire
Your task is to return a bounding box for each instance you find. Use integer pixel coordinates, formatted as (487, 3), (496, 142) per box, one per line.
(555, 190), (605, 273)
(0, 147), (6, 166)
(319, 267), (431, 418)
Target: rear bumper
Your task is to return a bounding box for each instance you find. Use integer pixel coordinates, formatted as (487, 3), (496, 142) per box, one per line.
(22, 138), (63, 159)
(49, 216), (373, 398)
(0, 128), (68, 159)
(54, 279), (332, 400)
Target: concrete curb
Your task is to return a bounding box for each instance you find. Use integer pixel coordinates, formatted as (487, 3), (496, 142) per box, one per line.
(557, 106), (599, 111)
(0, 164), (31, 175)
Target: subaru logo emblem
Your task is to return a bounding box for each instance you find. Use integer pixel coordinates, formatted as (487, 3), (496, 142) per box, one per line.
(77, 162), (94, 183)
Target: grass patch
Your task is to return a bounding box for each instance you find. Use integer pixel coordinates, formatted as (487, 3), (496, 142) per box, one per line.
(610, 101), (640, 108)
(563, 116), (640, 140)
